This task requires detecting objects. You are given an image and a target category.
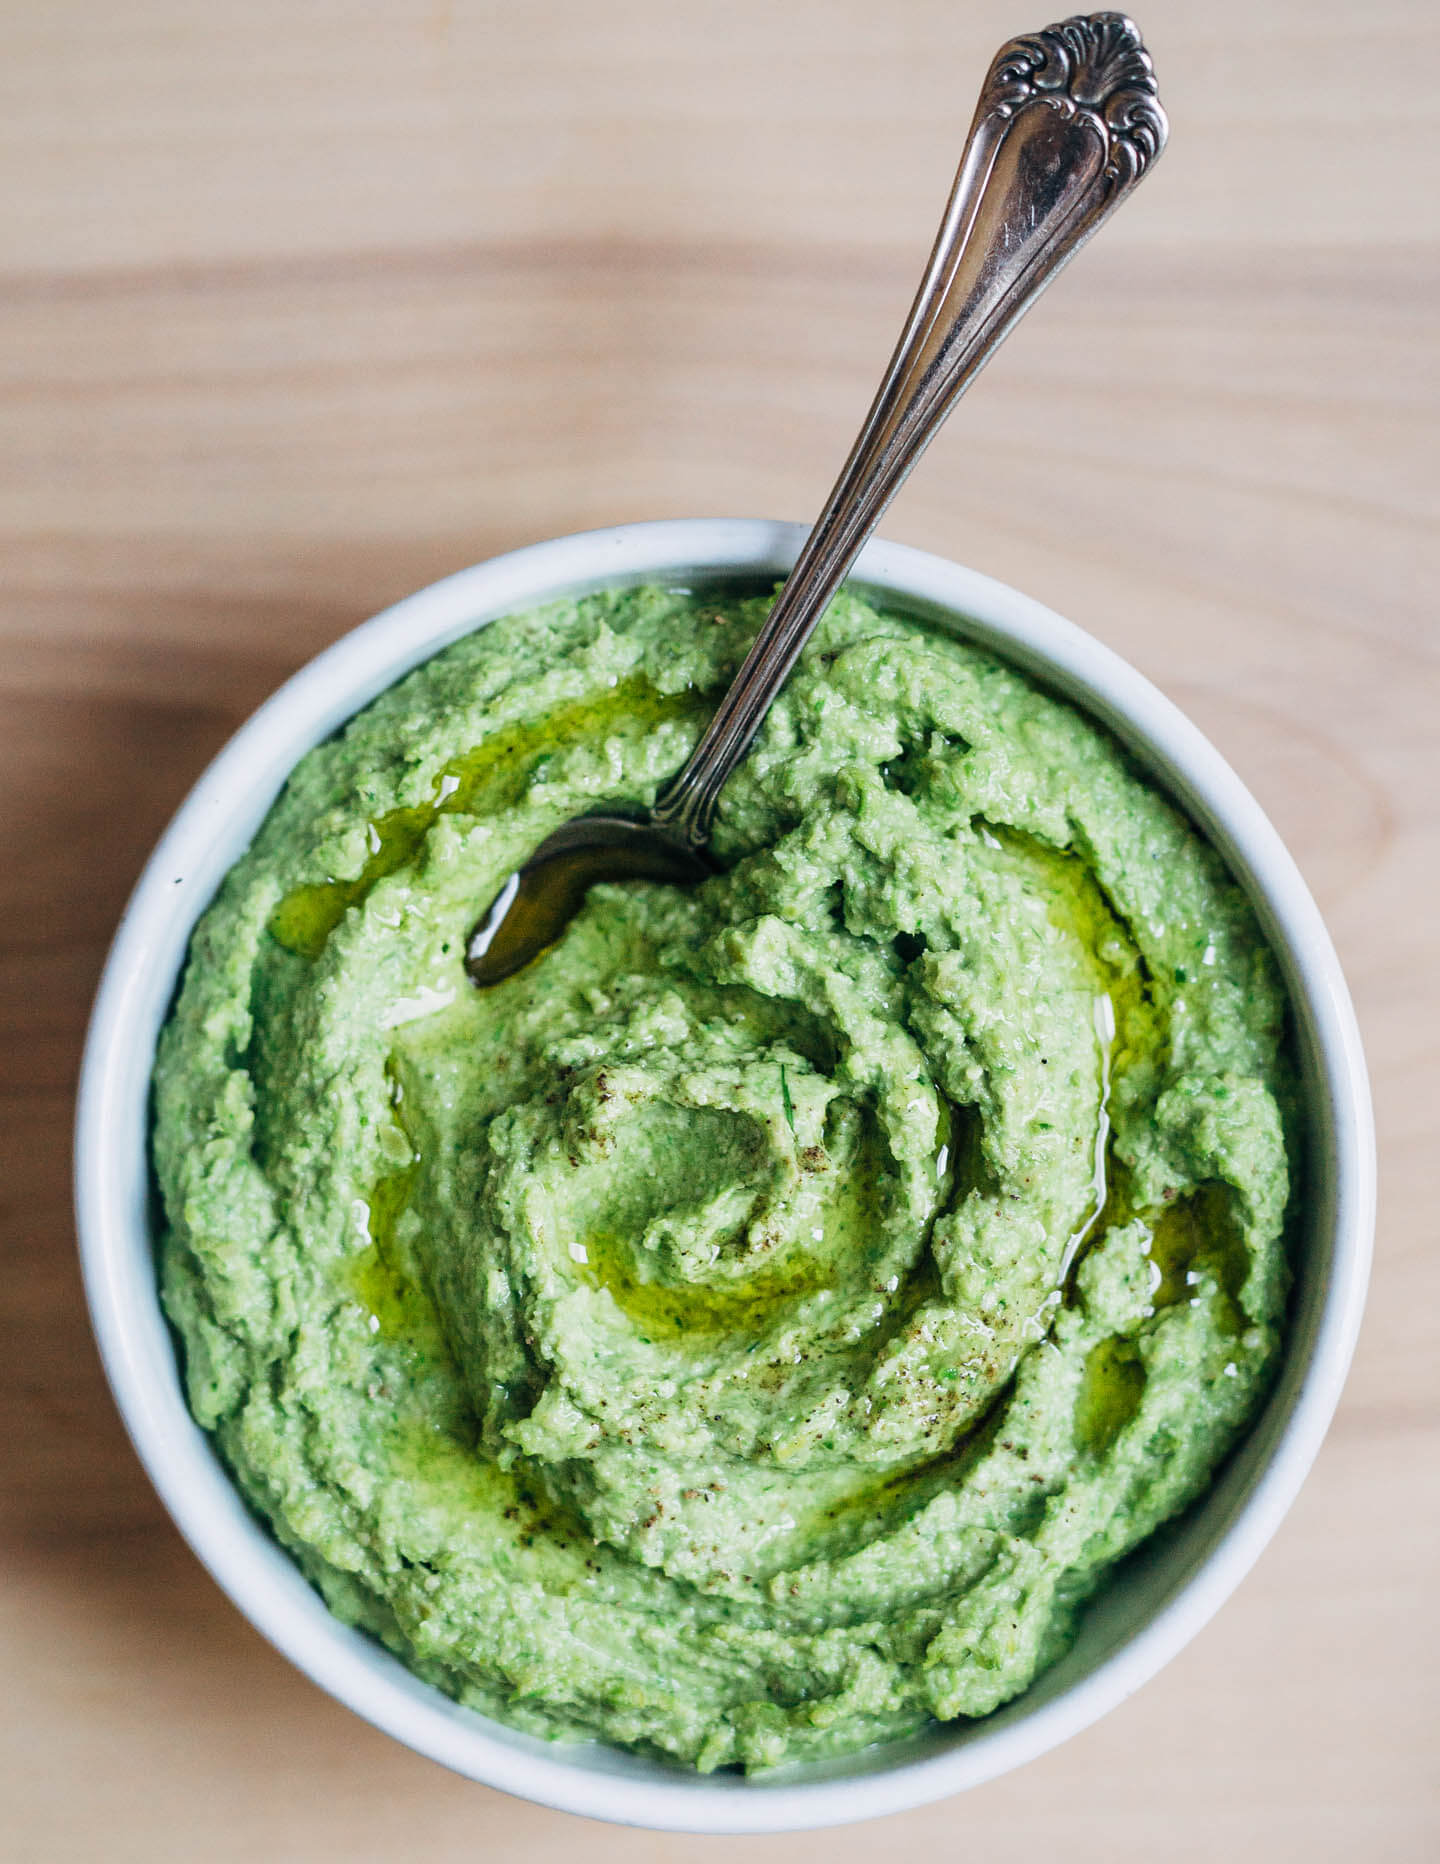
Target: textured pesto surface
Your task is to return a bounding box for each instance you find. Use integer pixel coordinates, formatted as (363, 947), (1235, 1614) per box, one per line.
(153, 584), (1291, 1771)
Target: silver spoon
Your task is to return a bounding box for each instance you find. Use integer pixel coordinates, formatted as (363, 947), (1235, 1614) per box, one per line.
(467, 12), (1167, 986)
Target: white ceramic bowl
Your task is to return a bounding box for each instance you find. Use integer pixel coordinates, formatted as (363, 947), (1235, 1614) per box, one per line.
(75, 520), (1373, 1832)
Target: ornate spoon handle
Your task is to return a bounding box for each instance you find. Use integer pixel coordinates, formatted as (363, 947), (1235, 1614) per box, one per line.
(652, 12), (1167, 846)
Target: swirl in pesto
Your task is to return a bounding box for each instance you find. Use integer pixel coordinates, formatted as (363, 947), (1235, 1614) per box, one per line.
(154, 583), (1291, 1771)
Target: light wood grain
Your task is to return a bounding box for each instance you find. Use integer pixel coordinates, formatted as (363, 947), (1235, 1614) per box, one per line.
(2, 2), (1436, 1858)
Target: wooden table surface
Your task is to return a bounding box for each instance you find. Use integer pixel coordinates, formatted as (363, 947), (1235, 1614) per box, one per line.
(3, 3), (1436, 1857)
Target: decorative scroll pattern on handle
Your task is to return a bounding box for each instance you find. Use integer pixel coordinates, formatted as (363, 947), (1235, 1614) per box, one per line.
(650, 13), (1168, 851)
(989, 13), (1166, 185)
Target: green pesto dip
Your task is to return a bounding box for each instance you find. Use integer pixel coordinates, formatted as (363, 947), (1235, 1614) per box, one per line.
(153, 582), (1292, 1771)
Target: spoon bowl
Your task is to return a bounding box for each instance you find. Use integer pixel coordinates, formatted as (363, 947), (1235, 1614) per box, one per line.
(465, 810), (713, 985)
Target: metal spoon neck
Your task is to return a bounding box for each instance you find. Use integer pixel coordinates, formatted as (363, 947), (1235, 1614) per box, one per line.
(649, 10), (1167, 840)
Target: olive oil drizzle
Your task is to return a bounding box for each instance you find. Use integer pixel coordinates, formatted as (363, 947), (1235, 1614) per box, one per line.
(578, 1230), (833, 1340)
(976, 822), (1152, 1293)
(269, 675), (709, 959)
(350, 1162), (441, 1355)
(980, 825), (1253, 1416)
(1074, 1335), (1146, 1457)
(1144, 1180), (1249, 1321)
(348, 1069), (451, 1361)
(574, 1123), (886, 1342)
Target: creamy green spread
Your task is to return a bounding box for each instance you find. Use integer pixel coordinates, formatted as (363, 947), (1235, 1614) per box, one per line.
(154, 583), (1292, 1771)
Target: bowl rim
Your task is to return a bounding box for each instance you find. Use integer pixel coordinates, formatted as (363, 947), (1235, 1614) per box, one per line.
(74, 518), (1374, 1833)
